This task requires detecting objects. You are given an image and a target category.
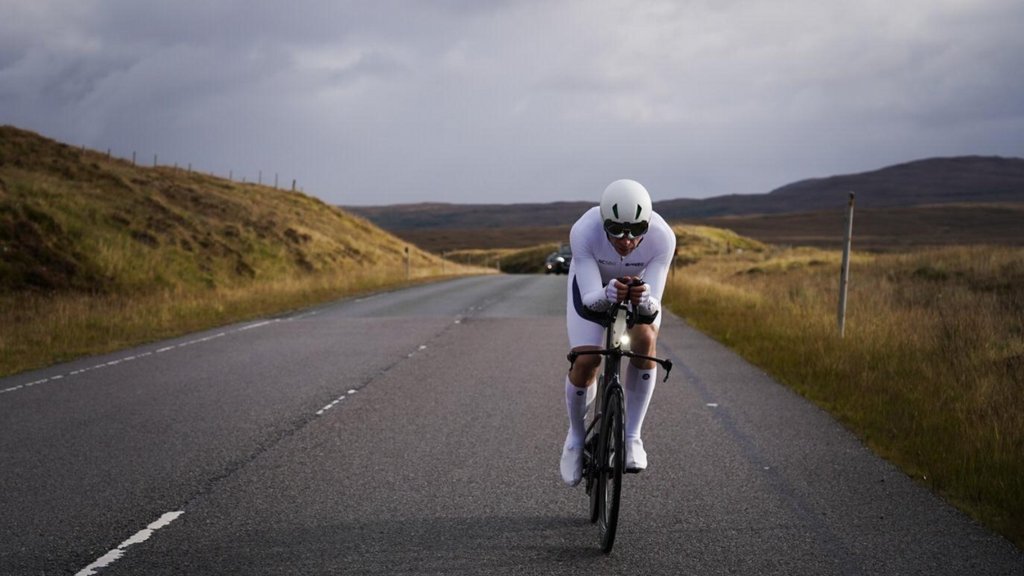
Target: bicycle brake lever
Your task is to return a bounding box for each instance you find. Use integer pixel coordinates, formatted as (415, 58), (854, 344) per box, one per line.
(662, 359), (673, 382)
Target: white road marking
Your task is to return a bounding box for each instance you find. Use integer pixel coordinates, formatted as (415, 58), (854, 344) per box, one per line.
(317, 389), (360, 416)
(706, 403), (719, 408)
(316, 396), (346, 416)
(2, 319), (277, 396)
(75, 511), (184, 576)
(238, 320), (274, 331)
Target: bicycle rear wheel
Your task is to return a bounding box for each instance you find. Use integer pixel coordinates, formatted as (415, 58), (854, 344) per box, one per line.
(597, 384), (625, 553)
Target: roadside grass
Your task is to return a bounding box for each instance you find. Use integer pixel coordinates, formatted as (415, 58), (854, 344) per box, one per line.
(1, 126), (486, 377)
(663, 240), (1024, 548)
(0, 266), (464, 377)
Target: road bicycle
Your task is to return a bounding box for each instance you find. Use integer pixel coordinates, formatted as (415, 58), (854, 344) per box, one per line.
(567, 296), (673, 553)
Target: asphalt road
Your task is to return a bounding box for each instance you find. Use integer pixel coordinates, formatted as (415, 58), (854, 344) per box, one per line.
(1, 275), (1021, 575)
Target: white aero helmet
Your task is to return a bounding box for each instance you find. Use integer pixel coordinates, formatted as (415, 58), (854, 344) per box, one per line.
(600, 179), (652, 238)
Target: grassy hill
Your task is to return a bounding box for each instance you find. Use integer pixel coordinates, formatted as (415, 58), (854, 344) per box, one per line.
(0, 125), (448, 295)
(0, 126), (472, 376)
(682, 202), (1024, 250)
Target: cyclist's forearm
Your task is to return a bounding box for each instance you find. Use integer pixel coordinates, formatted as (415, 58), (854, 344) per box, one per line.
(643, 254), (673, 303)
(573, 257), (607, 308)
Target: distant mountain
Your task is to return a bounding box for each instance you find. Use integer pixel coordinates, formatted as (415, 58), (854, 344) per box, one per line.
(657, 156), (1024, 219)
(347, 156), (1024, 229)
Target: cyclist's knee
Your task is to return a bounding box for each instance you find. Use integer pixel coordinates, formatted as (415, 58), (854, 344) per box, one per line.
(628, 325), (658, 362)
(568, 346), (601, 387)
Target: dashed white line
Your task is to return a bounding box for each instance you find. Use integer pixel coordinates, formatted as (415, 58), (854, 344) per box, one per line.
(75, 511), (184, 576)
(2, 319), (277, 396)
(316, 389), (358, 416)
(238, 320), (275, 331)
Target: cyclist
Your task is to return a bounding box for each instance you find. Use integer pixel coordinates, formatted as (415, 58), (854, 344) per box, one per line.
(561, 179), (676, 486)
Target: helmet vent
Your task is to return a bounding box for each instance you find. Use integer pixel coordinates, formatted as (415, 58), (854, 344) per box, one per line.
(635, 205), (642, 220)
(612, 203), (619, 219)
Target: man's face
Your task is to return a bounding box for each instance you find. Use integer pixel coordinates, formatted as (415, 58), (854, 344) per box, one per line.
(608, 234), (641, 257)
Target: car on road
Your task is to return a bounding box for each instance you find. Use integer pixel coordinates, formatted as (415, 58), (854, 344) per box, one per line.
(545, 244), (572, 274)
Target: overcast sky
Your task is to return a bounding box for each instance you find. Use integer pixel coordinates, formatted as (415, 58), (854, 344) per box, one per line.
(2, 0), (1023, 205)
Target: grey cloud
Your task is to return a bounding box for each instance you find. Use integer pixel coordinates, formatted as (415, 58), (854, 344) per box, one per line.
(1, 0), (1022, 205)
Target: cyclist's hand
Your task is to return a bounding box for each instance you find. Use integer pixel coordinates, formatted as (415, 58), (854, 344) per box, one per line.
(629, 282), (650, 308)
(605, 279), (630, 303)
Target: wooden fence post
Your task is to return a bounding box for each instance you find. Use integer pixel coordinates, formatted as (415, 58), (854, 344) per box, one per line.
(838, 192), (855, 337)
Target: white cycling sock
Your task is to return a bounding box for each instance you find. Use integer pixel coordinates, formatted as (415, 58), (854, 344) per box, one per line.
(624, 364), (657, 440)
(565, 376), (595, 447)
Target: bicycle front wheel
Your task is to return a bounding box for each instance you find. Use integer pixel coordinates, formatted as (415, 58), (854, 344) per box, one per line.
(587, 374), (605, 524)
(597, 384), (625, 553)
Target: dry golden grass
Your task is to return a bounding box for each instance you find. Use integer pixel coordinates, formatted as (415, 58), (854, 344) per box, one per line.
(0, 266), (466, 376)
(1, 126), (488, 376)
(664, 241), (1024, 547)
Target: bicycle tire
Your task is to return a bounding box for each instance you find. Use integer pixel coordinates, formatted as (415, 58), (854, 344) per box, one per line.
(587, 375), (604, 524)
(587, 435), (600, 524)
(598, 384), (625, 553)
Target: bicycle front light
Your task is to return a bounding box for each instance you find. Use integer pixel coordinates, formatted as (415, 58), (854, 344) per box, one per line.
(617, 333), (631, 349)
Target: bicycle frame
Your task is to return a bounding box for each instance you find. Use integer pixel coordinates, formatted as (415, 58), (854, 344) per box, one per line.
(566, 302), (674, 421)
(566, 301), (673, 551)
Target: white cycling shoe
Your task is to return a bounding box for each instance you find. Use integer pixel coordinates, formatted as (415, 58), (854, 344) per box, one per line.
(626, 438), (647, 473)
(560, 436), (583, 486)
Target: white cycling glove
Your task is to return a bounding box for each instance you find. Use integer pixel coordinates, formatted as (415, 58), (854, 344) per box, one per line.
(604, 279), (625, 302)
(634, 282), (651, 307)
(633, 283), (660, 317)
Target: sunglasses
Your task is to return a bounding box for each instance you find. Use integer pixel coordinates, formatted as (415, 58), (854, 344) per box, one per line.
(603, 219), (649, 239)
